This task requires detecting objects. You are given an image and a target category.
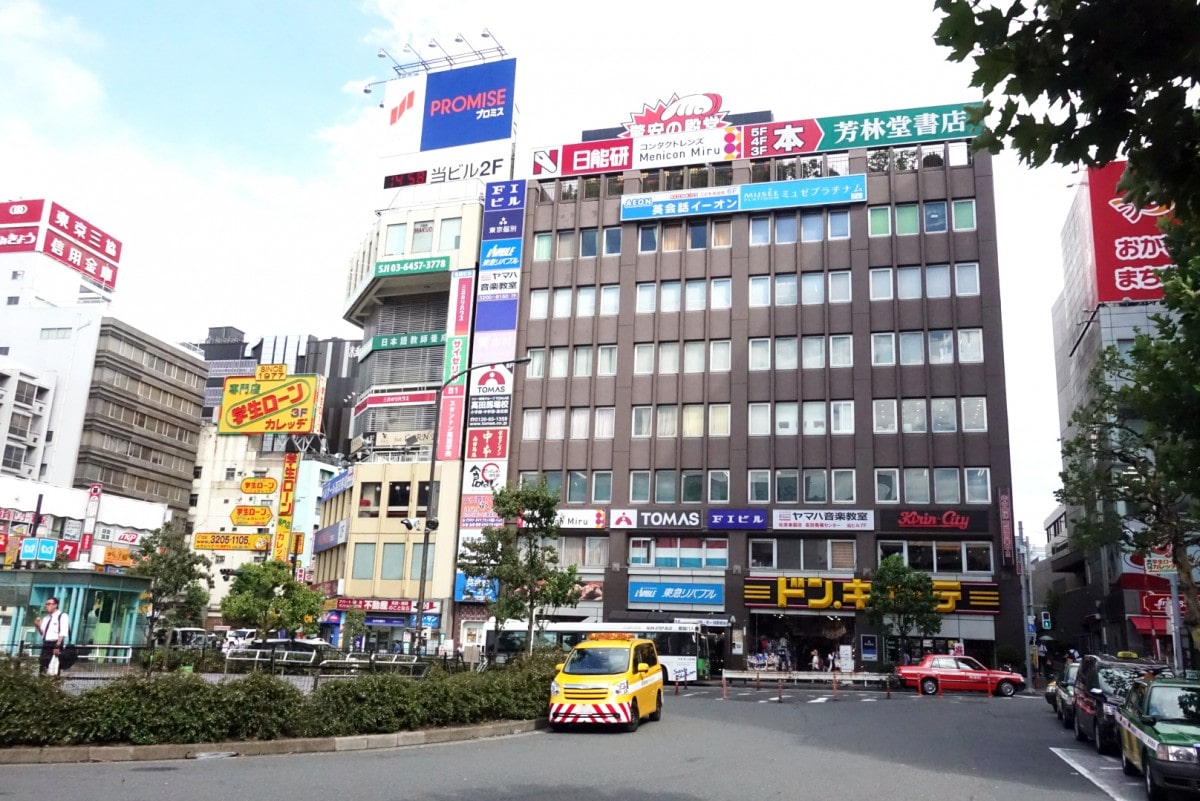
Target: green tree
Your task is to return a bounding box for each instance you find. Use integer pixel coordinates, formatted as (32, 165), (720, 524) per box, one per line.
(130, 523), (213, 645)
(457, 481), (582, 654)
(341, 609), (367, 651)
(219, 560), (324, 640)
(1056, 349), (1200, 644)
(865, 555), (942, 660)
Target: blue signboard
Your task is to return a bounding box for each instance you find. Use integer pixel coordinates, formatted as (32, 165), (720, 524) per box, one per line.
(421, 59), (517, 152)
(320, 468), (354, 502)
(484, 180), (526, 211)
(707, 509), (770, 530)
(455, 571), (499, 603)
(619, 174), (868, 221)
(481, 210), (523, 241)
(365, 614), (440, 628)
(474, 297), (520, 331)
(312, 520), (348, 554)
(629, 582), (724, 605)
(19, 537), (38, 561)
(479, 238), (523, 270)
(24, 538), (59, 561)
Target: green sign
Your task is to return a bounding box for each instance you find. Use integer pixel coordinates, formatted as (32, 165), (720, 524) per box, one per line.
(358, 331), (447, 361)
(810, 103), (984, 152)
(374, 256), (451, 277)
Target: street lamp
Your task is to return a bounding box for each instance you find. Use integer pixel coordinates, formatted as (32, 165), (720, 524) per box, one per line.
(410, 357), (530, 655)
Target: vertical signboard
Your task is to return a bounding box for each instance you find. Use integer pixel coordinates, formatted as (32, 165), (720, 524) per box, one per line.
(273, 453), (299, 562)
(438, 269), (476, 461)
(998, 487), (1015, 568)
(1087, 161), (1173, 306)
(81, 483), (102, 562)
(455, 179), (526, 602)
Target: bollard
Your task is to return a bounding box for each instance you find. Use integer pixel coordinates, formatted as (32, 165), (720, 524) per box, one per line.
(675, 677), (680, 696)
(778, 677), (783, 703)
(832, 671), (839, 701)
(886, 675), (892, 700)
(755, 671), (761, 692)
(722, 675), (728, 700)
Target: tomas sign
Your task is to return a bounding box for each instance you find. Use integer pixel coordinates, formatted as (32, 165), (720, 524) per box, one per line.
(218, 375), (325, 435)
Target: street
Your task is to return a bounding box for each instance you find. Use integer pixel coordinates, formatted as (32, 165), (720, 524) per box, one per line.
(4, 687), (1147, 801)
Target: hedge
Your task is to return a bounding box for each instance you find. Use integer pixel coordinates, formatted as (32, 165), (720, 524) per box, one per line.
(0, 653), (558, 748)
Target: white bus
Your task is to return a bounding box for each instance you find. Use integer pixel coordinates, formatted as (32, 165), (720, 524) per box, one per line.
(485, 619), (711, 681)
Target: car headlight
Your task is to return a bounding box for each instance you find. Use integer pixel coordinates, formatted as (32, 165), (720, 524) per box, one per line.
(550, 680), (559, 696)
(1103, 703), (1117, 717)
(1156, 745), (1199, 763)
(615, 679), (629, 695)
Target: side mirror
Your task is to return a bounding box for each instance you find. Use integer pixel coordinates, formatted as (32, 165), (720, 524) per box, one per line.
(1141, 713), (1158, 726)
(555, 663), (564, 671)
(637, 662), (651, 673)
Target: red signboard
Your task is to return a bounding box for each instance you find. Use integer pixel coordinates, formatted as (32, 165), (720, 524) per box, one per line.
(620, 93), (728, 137)
(0, 199), (44, 225)
(0, 226), (38, 253)
(334, 598), (437, 613)
(56, 540), (80, 561)
(744, 119), (822, 158)
(1140, 592), (1186, 617)
(40, 232), (118, 290)
(1088, 161), (1173, 305)
(48, 202), (122, 263)
(465, 428), (508, 460)
(998, 487), (1015, 567)
(352, 391), (437, 416)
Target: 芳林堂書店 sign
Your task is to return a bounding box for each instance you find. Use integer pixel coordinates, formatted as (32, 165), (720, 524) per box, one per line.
(619, 174), (867, 221)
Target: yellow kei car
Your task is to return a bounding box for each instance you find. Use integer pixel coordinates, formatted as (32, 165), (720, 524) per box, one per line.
(549, 633), (664, 732)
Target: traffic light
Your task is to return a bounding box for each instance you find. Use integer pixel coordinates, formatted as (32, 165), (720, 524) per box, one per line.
(1040, 611), (1052, 630)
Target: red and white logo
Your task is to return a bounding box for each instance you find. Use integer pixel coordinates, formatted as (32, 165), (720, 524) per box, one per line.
(389, 89), (416, 126)
(621, 93), (728, 138)
(611, 509), (636, 528)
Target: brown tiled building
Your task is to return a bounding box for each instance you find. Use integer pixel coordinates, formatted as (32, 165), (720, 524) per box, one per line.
(503, 122), (1022, 669)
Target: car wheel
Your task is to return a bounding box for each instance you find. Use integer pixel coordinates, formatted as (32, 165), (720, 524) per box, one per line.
(1145, 750), (1166, 801)
(996, 680), (1016, 698)
(625, 700), (640, 733)
(1122, 748), (1138, 776)
(1074, 711), (1088, 742)
(1061, 707), (1073, 729)
(1095, 723), (1109, 755)
(1055, 698), (1063, 719)
(649, 691), (662, 722)
(920, 677), (938, 696)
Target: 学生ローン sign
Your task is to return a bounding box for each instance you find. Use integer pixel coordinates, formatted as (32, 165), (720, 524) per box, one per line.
(230, 506), (273, 527)
(218, 375), (324, 435)
(240, 476), (278, 495)
(194, 533), (270, 551)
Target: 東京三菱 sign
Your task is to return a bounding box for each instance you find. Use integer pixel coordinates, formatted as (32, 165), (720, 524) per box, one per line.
(620, 174), (866, 221)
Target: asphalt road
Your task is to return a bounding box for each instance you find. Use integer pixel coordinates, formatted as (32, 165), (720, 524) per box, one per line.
(3, 687), (1139, 801)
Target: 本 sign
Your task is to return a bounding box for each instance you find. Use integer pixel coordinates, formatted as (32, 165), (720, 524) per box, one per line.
(230, 506), (273, 527)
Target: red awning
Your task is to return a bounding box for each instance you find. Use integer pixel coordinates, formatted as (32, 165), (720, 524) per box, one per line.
(1129, 616), (1171, 635)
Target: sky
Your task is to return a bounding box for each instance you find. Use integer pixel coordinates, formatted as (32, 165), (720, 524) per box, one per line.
(0, 0), (1076, 539)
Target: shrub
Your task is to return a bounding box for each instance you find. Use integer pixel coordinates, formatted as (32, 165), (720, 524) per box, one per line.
(0, 659), (77, 747)
(217, 672), (308, 741)
(72, 674), (231, 745)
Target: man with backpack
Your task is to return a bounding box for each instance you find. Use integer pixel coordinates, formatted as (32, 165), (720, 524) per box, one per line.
(35, 596), (70, 675)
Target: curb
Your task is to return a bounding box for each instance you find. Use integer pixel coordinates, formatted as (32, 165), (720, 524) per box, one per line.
(0, 719), (547, 765)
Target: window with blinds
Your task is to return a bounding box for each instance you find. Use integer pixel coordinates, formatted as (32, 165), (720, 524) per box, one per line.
(830, 540), (857, 570)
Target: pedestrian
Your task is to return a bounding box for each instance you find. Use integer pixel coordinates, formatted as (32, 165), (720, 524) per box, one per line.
(827, 651), (837, 672)
(35, 596), (70, 675)
(810, 649), (822, 671)
(901, 650), (912, 666)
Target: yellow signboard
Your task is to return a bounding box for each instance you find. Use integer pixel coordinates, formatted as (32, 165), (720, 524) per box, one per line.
(102, 548), (138, 567)
(217, 375), (325, 435)
(240, 476), (278, 495)
(255, 363), (288, 381)
(273, 452), (299, 562)
(230, 505), (273, 527)
(194, 533), (270, 551)
(291, 532), (305, 555)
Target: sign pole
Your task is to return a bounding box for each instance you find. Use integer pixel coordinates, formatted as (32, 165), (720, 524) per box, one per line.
(1169, 570), (1183, 673)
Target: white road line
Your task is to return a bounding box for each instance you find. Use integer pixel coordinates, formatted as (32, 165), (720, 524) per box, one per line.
(808, 697), (830, 704)
(1050, 747), (1138, 801)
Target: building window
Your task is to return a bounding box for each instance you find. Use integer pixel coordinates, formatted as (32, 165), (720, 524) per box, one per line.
(688, 220), (708, 249)
(711, 278), (732, 309)
(801, 273), (824, 305)
(829, 335), (853, 367)
(583, 176), (601, 199)
(776, 469), (799, 503)
(660, 281), (681, 312)
(901, 399), (927, 433)
(409, 544), (433, 581)
(748, 470), (771, 503)
(897, 266), (922, 299)
(657, 405), (678, 437)
(552, 288), (572, 318)
(870, 268), (893, 301)
(630, 537), (652, 565)
(962, 397), (987, 431)
(873, 400), (897, 433)
(658, 342), (679, 374)
(654, 470), (677, 503)
(573, 346), (592, 377)
(829, 271), (851, 303)
(580, 228), (599, 258)
(803, 469), (827, 503)
(924, 201), (948, 233)
(828, 210), (849, 239)
(570, 408), (590, 439)
(748, 404), (771, 436)
(775, 213), (798, 245)
(633, 470), (652, 501)
(803, 402), (826, 435)
(875, 468), (900, 503)
(545, 409), (565, 440)
(597, 344), (617, 375)
(636, 283), (657, 313)
(352, 543), (376, 580)
(384, 223), (407, 256)
(895, 204), (919, 235)
(411, 220), (434, 252)
(549, 347), (569, 378)
(567, 471), (588, 502)
(685, 279), (706, 311)
(749, 339), (771, 371)
(709, 404), (731, 437)
(926, 264), (951, 298)
(749, 276), (771, 307)
(662, 223), (684, 252)
(632, 406), (652, 438)
(956, 262), (981, 296)
(952, 199), (977, 231)
(381, 543), (407, 580)
(903, 468), (930, 504)
(576, 286), (596, 316)
(681, 470), (704, 503)
(595, 407), (615, 439)
(830, 401), (854, 434)
(934, 468), (960, 504)
(607, 175), (625, 196)
(712, 219), (732, 247)
(965, 468), (991, 503)
(800, 213), (824, 242)
(899, 332), (924, 365)
(599, 285), (620, 315)
(931, 398), (957, 432)
(709, 470), (730, 503)
(522, 409), (541, 439)
(749, 216), (770, 246)
(775, 337), (798, 370)
(681, 405), (704, 437)
(526, 349), (545, 378)
(868, 207), (891, 237)
(714, 163), (733, 186)
(776, 274), (798, 306)
(802, 336), (825, 369)
(593, 471), (613, 503)
(603, 227), (622, 255)
(750, 540), (776, 569)
(959, 329), (984, 363)
(710, 340), (731, 371)
(928, 330), (954, 364)
(634, 343), (655, 374)
(529, 289), (548, 319)
(774, 402), (797, 435)
(438, 217), (461, 251)
(639, 225), (658, 252)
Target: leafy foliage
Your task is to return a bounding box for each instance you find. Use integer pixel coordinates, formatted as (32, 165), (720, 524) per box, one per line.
(341, 609), (367, 650)
(457, 481), (582, 653)
(219, 560), (324, 639)
(130, 523), (213, 645)
(865, 555), (942, 650)
(933, 0), (1200, 217)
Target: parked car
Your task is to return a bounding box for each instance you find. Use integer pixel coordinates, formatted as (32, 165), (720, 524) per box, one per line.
(1117, 676), (1200, 799)
(1055, 662), (1080, 727)
(549, 632), (664, 732)
(894, 654), (1026, 697)
(224, 628), (255, 649)
(1073, 652), (1167, 755)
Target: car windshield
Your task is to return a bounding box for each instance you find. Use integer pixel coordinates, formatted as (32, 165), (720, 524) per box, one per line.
(1099, 666), (1142, 696)
(1147, 686), (1200, 722)
(563, 647), (630, 675)
(1062, 663), (1078, 684)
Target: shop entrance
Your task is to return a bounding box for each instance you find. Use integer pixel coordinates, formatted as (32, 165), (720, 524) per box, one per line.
(748, 611), (855, 671)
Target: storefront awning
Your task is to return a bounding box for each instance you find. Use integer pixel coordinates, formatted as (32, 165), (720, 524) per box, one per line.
(1129, 616), (1171, 635)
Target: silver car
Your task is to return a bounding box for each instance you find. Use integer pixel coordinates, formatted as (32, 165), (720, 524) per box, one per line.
(1055, 662), (1079, 726)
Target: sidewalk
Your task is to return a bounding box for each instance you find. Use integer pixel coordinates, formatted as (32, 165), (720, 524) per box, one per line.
(0, 719), (545, 765)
